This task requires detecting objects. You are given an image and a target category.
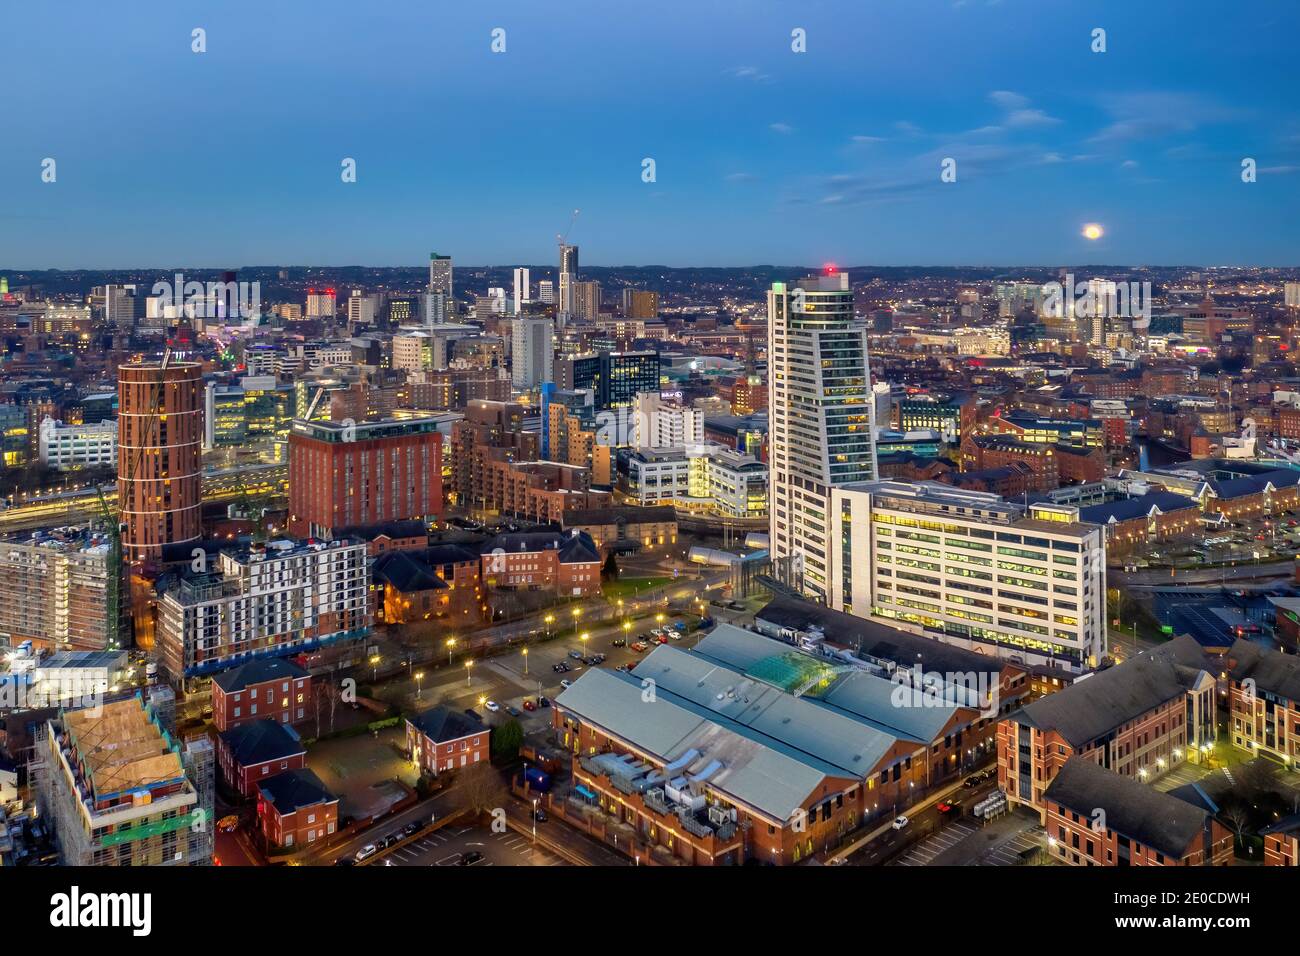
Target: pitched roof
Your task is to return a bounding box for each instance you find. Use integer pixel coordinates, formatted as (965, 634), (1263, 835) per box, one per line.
(479, 530), (600, 563)
(257, 767), (336, 815)
(1229, 638), (1300, 702)
(1078, 491), (1199, 525)
(220, 718), (305, 766)
(407, 705), (487, 743)
(563, 505), (678, 526)
(212, 656), (309, 693)
(373, 549), (448, 593)
(1011, 647), (1204, 748)
(1044, 757), (1213, 859)
(332, 519), (429, 541)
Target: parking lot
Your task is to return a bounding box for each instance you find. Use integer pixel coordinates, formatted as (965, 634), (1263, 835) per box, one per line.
(379, 825), (569, 867)
(979, 825), (1046, 866)
(888, 811), (1045, 867)
(891, 820), (977, 866)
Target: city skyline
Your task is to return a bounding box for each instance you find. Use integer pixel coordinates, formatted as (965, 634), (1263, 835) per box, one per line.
(3, 0), (1298, 269)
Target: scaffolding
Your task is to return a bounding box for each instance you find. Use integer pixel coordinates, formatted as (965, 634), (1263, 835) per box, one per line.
(29, 693), (213, 866)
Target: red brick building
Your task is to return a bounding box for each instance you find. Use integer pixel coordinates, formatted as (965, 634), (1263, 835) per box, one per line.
(480, 530), (603, 598)
(1000, 636), (1217, 815)
(373, 544), (484, 625)
(1043, 757), (1232, 866)
(1262, 816), (1300, 866)
(961, 434), (1059, 491)
(1227, 638), (1300, 766)
(406, 705), (490, 776)
(288, 417), (444, 538)
(218, 718), (308, 798)
(211, 657), (312, 732)
(256, 768), (339, 851)
(1077, 492), (1202, 558)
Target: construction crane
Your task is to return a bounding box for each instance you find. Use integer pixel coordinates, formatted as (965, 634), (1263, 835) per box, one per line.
(555, 208), (580, 253)
(95, 347), (173, 650)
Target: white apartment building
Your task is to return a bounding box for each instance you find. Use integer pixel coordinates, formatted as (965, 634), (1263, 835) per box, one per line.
(511, 316), (555, 389)
(633, 391), (703, 449)
(828, 480), (1106, 672)
(392, 330), (434, 373)
(38, 417), (117, 470)
(156, 538), (369, 681)
(767, 272), (878, 601)
(513, 267), (531, 314)
(623, 444), (767, 518)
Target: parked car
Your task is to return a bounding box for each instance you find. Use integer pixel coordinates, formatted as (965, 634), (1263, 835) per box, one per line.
(891, 815), (910, 831)
(506, 706), (522, 717)
(962, 775), (981, 788)
(522, 699), (537, 712)
(568, 650), (584, 661)
(403, 822), (420, 837)
(355, 844), (377, 862)
(334, 857), (356, 866)
(936, 801), (961, 816)
(457, 851), (483, 865)
(484, 700), (500, 712)
(611, 638), (627, 647)
(534, 809), (548, 823)
(538, 696), (550, 708)
(216, 815), (240, 833)
(559, 679), (572, 689)
(463, 707), (480, 719)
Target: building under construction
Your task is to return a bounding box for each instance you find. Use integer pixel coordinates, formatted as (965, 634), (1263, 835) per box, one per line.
(31, 691), (213, 866)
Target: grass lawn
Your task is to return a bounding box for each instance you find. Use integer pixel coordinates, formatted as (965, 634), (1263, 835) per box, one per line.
(602, 576), (673, 600)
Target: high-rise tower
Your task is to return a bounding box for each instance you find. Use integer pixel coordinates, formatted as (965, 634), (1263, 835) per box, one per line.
(766, 271), (877, 601)
(118, 361), (204, 562)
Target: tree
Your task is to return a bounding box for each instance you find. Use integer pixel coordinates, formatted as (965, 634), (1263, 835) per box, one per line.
(458, 760), (506, 815)
(602, 553), (620, 582)
(492, 718), (524, 759)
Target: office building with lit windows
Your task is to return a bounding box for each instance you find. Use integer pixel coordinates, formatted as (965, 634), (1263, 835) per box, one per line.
(767, 271), (877, 602)
(828, 480), (1106, 672)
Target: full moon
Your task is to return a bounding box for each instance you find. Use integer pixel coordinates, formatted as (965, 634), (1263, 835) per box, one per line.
(1082, 223), (1104, 240)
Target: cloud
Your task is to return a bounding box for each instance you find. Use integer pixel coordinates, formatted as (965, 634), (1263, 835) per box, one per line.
(989, 90), (1029, 111)
(769, 122), (794, 135)
(724, 172), (757, 183)
(1089, 92), (1239, 145)
(726, 66), (772, 84)
(1005, 108), (1061, 129)
(850, 135), (885, 145)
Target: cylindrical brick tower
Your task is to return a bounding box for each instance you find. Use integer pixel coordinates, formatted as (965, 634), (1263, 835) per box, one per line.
(118, 362), (203, 562)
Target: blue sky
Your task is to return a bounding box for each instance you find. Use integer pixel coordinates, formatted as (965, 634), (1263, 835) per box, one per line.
(2, 0), (1297, 268)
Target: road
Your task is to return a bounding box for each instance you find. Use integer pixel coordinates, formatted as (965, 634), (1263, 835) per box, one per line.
(379, 824), (570, 868)
(1114, 560), (1296, 588)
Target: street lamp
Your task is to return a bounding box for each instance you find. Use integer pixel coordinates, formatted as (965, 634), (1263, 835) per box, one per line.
(465, 660), (473, 686)
(522, 647), (529, 675)
(446, 637), (456, 667)
(369, 654), (381, 682)
(415, 671), (425, 697)
(571, 606), (582, 634)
